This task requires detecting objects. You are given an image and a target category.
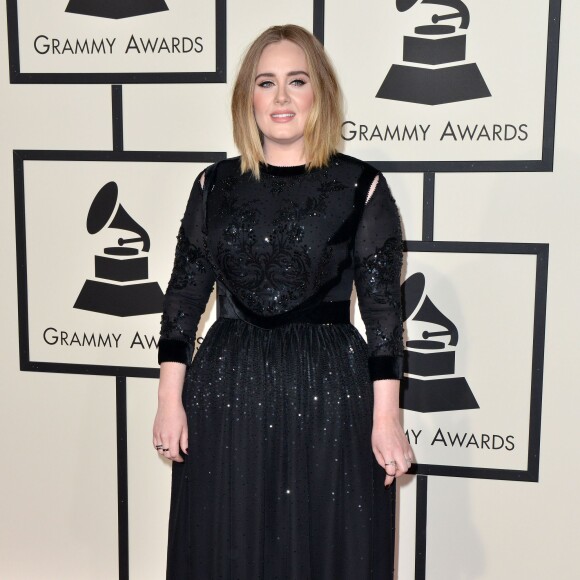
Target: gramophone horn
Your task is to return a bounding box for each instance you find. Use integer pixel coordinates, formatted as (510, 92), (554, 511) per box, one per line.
(86, 181), (118, 235)
(423, 0), (470, 29)
(414, 295), (459, 346)
(396, 1), (470, 29)
(401, 272), (426, 321)
(109, 204), (151, 252)
(396, 0), (421, 11)
(85, 181), (151, 252)
(401, 272), (459, 346)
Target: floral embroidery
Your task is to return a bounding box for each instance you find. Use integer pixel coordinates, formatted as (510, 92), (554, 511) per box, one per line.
(166, 226), (208, 291)
(160, 309), (193, 343)
(370, 322), (404, 357)
(356, 237), (403, 306)
(211, 183), (334, 316)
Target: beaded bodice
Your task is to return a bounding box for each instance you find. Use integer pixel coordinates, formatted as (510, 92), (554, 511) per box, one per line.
(159, 153), (404, 381)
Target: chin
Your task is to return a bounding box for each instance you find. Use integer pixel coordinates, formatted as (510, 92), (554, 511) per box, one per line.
(265, 129), (303, 142)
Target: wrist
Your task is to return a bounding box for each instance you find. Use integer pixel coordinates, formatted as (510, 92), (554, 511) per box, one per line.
(157, 386), (183, 405)
(373, 408), (400, 422)
(372, 379), (400, 421)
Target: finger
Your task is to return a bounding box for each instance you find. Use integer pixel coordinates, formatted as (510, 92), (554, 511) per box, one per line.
(153, 436), (164, 453)
(180, 429), (188, 456)
(160, 437), (172, 457)
(394, 452), (410, 476)
(166, 442), (184, 463)
(384, 458), (397, 486)
(375, 450), (393, 487)
(404, 445), (416, 468)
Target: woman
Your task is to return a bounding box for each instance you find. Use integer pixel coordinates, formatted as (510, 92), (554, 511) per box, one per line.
(153, 24), (413, 579)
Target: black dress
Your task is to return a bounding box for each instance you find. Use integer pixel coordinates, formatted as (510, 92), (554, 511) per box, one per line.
(158, 153), (404, 580)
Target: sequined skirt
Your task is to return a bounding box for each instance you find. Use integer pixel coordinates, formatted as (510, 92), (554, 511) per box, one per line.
(166, 317), (395, 580)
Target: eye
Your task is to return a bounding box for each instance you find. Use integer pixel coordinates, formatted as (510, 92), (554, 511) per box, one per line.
(257, 80), (274, 88)
(290, 78), (307, 87)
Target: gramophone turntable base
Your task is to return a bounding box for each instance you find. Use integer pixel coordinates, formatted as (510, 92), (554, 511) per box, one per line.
(400, 376), (479, 413)
(95, 255), (148, 282)
(376, 63), (491, 105)
(74, 279), (164, 317)
(403, 34), (466, 66)
(404, 349), (456, 376)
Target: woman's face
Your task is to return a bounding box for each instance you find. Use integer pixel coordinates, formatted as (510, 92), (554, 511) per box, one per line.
(252, 40), (314, 157)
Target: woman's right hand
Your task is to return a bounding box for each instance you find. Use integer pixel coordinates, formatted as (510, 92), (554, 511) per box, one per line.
(152, 398), (188, 463)
(153, 362), (188, 462)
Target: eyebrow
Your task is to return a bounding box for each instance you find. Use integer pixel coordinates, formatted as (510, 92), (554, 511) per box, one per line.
(255, 70), (310, 80)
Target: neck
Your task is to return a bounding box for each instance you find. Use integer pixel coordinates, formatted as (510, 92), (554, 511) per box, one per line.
(263, 141), (306, 167)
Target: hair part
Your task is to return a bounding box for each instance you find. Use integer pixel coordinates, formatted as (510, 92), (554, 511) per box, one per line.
(231, 24), (343, 179)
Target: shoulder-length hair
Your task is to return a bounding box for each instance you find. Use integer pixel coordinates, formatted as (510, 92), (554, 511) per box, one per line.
(232, 24), (343, 179)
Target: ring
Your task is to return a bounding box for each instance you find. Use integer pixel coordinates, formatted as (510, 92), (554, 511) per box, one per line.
(162, 448), (169, 452)
(155, 445), (163, 450)
(385, 460), (396, 466)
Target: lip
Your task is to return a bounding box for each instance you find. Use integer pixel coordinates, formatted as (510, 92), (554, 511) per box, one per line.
(271, 111), (295, 123)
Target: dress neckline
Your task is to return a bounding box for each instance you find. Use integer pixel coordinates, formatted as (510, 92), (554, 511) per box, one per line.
(259, 161), (308, 177)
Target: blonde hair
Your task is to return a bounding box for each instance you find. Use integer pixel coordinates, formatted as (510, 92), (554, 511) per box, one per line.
(232, 25), (343, 179)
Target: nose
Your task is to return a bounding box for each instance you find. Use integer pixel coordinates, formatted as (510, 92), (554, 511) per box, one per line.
(275, 84), (289, 104)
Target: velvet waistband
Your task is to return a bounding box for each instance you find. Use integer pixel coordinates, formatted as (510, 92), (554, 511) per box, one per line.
(218, 294), (351, 328)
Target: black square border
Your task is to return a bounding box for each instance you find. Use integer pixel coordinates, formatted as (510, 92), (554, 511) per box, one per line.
(6, 0), (227, 84)
(13, 149), (227, 378)
(314, 0), (561, 173)
(402, 240), (549, 482)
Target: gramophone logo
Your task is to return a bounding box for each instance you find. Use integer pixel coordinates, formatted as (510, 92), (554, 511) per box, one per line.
(377, 0), (491, 105)
(74, 181), (164, 317)
(65, 0), (169, 19)
(400, 272), (478, 412)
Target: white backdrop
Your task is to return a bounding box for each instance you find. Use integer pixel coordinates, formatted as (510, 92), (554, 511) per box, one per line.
(1, 1), (578, 579)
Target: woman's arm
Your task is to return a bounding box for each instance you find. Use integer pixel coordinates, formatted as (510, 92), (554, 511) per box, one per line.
(153, 168), (216, 462)
(353, 171), (414, 486)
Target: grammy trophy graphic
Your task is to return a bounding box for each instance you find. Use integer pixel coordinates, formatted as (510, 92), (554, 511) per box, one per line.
(400, 272), (478, 412)
(74, 181), (164, 317)
(377, 0), (491, 105)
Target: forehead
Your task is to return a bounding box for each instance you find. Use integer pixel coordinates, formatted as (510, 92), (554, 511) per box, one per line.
(256, 40), (308, 72)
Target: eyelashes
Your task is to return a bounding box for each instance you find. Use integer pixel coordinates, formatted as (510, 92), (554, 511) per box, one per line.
(256, 78), (308, 89)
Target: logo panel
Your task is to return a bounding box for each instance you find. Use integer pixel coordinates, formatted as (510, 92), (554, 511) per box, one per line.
(398, 242), (548, 480)
(322, 0), (559, 170)
(7, 0), (226, 83)
(14, 151), (225, 377)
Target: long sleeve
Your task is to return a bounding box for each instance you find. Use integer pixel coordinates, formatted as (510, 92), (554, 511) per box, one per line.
(158, 170), (216, 366)
(353, 172), (404, 381)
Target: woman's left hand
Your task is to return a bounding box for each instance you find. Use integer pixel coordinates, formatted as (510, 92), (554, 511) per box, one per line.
(371, 413), (414, 487)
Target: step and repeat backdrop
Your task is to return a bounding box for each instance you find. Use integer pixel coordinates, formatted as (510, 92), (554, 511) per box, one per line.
(3, 1), (567, 579)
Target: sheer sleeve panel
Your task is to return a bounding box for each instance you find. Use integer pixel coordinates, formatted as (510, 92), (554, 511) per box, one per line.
(158, 170), (216, 366)
(354, 172), (404, 381)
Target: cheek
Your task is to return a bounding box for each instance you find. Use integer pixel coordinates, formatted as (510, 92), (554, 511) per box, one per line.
(253, 92), (267, 118)
(252, 94), (270, 134)
(299, 90), (314, 116)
